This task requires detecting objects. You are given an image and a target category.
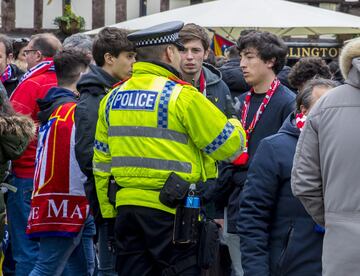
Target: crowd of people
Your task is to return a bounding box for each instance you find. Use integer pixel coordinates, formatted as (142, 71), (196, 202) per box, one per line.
(0, 19), (354, 276)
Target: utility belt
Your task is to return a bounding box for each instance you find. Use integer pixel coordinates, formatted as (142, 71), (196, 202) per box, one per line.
(106, 173), (220, 272)
(159, 172), (220, 274)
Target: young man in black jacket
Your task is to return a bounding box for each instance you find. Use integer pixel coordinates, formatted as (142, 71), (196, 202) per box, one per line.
(74, 27), (136, 275)
(210, 31), (295, 276)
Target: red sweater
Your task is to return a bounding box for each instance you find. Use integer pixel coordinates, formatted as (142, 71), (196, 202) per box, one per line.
(10, 70), (57, 178)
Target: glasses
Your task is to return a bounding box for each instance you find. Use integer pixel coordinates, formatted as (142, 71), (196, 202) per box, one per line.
(23, 49), (39, 55)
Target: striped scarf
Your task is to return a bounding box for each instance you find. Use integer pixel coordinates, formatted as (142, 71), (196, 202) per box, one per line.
(295, 113), (307, 131)
(0, 64), (12, 83)
(234, 78), (280, 166)
(19, 58), (55, 84)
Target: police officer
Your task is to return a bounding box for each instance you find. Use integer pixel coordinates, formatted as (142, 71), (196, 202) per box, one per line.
(93, 21), (246, 276)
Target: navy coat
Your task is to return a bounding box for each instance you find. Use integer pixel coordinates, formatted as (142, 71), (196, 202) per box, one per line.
(238, 114), (323, 276)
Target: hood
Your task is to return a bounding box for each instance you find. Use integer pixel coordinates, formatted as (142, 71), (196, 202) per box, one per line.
(76, 64), (118, 92)
(220, 58), (240, 70)
(6, 64), (24, 84)
(0, 113), (36, 141)
(37, 87), (77, 123)
(340, 37), (360, 80)
(202, 63), (222, 86)
(278, 113), (300, 138)
(344, 57), (360, 88)
(277, 66), (293, 90)
(219, 61), (250, 93)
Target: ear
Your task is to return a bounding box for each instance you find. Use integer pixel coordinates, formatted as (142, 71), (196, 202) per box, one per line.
(103, 53), (113, 65)
(6, 53), (13, 63)
(204, 48), (210, 60)
(300, 105), (308, 115)
(266, 57), (276, 69)
(165, 45), (174, 63)
(36, 50), (44, 62)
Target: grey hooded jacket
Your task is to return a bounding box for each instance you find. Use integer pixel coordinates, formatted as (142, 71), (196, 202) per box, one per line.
(197, 63), (235, 118)
(291, 37), (360, 276)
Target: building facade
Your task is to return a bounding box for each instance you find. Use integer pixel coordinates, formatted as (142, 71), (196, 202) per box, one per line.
(0, 0), (359, 36)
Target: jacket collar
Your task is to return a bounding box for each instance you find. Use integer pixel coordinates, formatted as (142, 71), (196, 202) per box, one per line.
(132, 61), (182, 80)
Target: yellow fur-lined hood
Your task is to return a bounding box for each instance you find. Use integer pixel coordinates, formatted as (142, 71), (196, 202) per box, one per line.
(340, 37), (360, 80)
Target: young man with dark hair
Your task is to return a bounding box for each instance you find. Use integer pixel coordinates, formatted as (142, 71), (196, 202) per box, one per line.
(8, 32), (62, 275)
(0, 35), (24, 97)
(288, 57), (332, 92)
(27, 48), (94, 276)
(179, 23), (235, 118)
(75, 26), (136, 275)
(213, 31), (295, 274)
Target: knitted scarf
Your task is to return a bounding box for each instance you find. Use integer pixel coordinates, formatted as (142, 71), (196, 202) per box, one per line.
(234, 78), (280, 166)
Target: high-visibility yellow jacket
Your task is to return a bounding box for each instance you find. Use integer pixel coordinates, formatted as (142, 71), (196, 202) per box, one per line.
(93, 62), (246, 218)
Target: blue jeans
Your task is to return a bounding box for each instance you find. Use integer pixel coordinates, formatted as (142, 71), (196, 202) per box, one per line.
(7, 175), (39, 276)
(97, 222), (117, 276)
(29, 215), (96, 276)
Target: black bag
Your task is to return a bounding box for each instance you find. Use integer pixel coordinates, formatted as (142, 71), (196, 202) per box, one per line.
(198, 220), (220, 269)
(173, 205), (200, 244)
(159, 172), (190, 208)
(107, 176), (120, 206)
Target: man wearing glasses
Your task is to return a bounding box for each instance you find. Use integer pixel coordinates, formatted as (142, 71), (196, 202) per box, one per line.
(9, 33), (62, 276)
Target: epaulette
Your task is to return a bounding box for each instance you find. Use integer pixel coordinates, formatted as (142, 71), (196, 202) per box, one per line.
(112, 77), (130, 89)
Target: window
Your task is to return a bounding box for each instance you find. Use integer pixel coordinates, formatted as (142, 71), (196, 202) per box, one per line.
(140, 0), (147, 16)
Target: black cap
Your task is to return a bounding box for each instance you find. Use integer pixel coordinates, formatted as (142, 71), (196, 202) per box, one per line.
(127, 21), (185, 50)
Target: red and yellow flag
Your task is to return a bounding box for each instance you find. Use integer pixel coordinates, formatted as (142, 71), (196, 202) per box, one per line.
(211, 33), (235, 56)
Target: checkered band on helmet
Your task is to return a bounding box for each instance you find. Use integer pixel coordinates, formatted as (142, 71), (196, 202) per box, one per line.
(136, 33), (179, 47)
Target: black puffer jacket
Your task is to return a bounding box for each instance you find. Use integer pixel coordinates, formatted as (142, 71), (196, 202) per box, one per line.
(3, 64), (24, 97)
(219, 58), (250, 98)
(75, 64), (119, 223)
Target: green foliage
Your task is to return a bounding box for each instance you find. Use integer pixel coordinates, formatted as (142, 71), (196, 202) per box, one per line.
(53, 4), (85, 33)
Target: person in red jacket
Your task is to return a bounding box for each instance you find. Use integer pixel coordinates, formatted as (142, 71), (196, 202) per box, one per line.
(8, 33), (61, 276)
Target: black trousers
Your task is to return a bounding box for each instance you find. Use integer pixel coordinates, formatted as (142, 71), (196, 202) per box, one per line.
(115, 205), (200, 276)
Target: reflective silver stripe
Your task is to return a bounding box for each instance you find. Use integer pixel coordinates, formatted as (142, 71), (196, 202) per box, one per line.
(108, 126), (188, 144)
(112, 157), (192, 173)
(93, 161), (111, 173)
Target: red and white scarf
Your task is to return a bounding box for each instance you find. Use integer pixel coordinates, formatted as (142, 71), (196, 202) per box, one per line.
(19, 57), (55, 84)
(295, 113), (307, 131)
(234, 78), (280, 166)
(198, 70), (207, 96)
(1, 64), (12, 83)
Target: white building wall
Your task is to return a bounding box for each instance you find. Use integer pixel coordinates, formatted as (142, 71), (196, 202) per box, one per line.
(16, 0), (34, 28)
(43, 0), (62, 29)
(170, 0), (190, 10)
(127, 0), (140, 20)
(72, 0), (92, 30)
(147, 0), (161, 15)
(105, 0), (116, 26)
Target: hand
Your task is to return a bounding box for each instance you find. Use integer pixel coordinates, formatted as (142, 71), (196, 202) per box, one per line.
(214, 219), (224, 230)
(233, 97), (241, 114)
(107, 234), (117, 254)
(105, 218), (116, 254)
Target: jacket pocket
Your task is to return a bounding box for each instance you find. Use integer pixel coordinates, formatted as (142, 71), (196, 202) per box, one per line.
(277, 225), (294, 275)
